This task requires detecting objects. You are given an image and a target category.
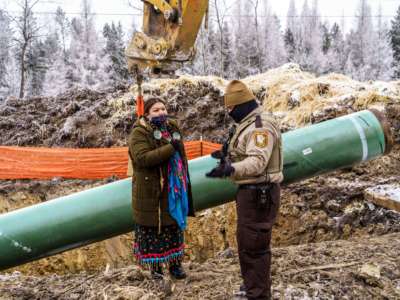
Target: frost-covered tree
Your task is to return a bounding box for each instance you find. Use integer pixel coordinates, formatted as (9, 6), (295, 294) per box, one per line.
(345, 0), (375, 80)
(284, 28), (296, 62)
(26, 40), (47, 96)
(188, 23), (207, 75)
(207, 0), (236, 78)
(65, 0), (106, 90)
(43, 0), (107, 95)
(231, 0), (248, 77)
(297, 0), (324, 73)
(390, 5), (400, 79)
(323, 23), (347, 74)
(286, 0), (300, 39)
(185, 6), (229, 77)
(211, 0), (226, 77)
(310, 0), (325, 69)
(231, 0), (261, 77)
(205, 23), (220, 76)
(54, 6), (70, 61)
(221, 21), (234, 78)
(296, 0), (311, 68)
(321, 23), (331, 54)
(262, 2), (286, 70)
(284, 0), (299, 62)
(0, 9), (12, 99)
(27, 32), (60, 96)
(43, 9), (71, 96)
(13, 0), (41, 98)
(11, 0), (393, 84)
(248, 0), (263, 74)
(43, 54), (68, 95)
(102, 22), (129, 86)
(371, 5), (394, 81)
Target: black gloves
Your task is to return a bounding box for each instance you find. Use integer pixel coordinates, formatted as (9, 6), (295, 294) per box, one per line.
(208, 141), (234, 178)
(211, 150), (224, 160)
(211, 142), (229, 159)
(206, 160), (235, 178)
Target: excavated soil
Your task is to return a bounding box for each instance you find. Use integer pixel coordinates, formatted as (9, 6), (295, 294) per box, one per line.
(1, 64), (400, 298)
(1, 233), (400, 299)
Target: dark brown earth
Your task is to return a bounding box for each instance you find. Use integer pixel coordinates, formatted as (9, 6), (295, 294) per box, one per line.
(1, 233), (400, 299)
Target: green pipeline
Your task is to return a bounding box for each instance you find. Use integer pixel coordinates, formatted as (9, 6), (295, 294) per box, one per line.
(0, 109), (392, 271)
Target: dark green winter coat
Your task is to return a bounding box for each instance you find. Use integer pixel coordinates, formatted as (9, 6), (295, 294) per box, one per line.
(128, 117), (194, 227)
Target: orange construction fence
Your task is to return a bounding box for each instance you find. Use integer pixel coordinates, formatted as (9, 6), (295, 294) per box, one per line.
(0, 141), (221, 180)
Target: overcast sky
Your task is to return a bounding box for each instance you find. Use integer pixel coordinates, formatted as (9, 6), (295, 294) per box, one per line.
(3, 0), (400, 35)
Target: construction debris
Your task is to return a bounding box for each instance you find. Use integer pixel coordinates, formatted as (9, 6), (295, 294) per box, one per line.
(365, 184), (400, 212)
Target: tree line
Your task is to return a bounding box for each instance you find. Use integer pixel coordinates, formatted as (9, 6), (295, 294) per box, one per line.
(0, 0), (399, 100)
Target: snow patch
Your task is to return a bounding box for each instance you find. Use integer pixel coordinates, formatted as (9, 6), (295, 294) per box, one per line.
(366, 184), (400, 203)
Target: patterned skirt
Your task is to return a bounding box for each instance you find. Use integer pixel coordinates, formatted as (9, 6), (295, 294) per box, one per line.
(133, 224), (185, 268)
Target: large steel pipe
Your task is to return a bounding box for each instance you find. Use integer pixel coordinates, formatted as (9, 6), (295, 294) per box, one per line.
(0, 109), (392, 271)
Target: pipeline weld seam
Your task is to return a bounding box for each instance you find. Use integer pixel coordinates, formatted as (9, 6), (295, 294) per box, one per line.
(0, 231), (32, 253)
(349, 117), (368, 161)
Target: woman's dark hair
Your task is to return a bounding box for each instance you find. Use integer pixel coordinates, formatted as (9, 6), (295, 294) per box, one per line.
(144, 97), (166, 115)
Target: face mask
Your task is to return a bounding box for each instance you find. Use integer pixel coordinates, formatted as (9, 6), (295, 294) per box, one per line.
(228, 100), (258, 123)
(150, 114), (168, 127)
(228, 107), (244, 123)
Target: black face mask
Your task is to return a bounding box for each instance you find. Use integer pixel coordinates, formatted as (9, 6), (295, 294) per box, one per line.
(150, 114), (168, 127)
(228, 100), (258, 123)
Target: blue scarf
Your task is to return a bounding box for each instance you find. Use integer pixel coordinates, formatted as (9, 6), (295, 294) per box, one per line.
(167, 152), (189, 230)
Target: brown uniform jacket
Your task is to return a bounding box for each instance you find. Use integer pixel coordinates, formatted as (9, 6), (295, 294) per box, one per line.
(128, 117), (195, 227)
(228, 107), (283, 185)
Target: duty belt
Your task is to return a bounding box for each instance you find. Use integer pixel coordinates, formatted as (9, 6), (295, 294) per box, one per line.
(239, 182), (275, 207)
(238, 182), (273, 190)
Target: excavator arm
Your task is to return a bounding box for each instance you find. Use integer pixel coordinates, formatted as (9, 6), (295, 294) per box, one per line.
(125, 0), (209, 76)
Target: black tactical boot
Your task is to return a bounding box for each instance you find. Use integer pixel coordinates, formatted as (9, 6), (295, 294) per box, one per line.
(169, 262), (187, 279)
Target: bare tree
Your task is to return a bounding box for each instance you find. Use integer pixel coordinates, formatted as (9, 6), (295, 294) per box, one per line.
(211, 0), (234, 77)
(12, 0), (41, 98)
(55, 6), (69, 61)
(212, 0), (225, 76)
(0, 9), (12, 98)
(249, 0), (262, 73)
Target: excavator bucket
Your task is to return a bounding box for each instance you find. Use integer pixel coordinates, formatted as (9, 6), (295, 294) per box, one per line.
(125, 0), (209, 75)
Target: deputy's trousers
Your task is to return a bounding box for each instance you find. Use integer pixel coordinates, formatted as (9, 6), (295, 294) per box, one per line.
(236, 183), (281, 300)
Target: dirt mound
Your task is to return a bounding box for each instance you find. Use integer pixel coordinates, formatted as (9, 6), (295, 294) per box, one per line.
(1, 64), (398, 147)
(0, 77), (228, 147)
(1, 232), (399, 299)
(0, 88), (130, 148)
(246, 64), (400, 128)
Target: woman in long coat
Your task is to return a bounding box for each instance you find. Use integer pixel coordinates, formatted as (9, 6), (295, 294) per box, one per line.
(128, 97), (194, 279)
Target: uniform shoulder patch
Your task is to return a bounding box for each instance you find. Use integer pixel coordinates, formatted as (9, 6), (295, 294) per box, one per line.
(253, 131), (268, 148)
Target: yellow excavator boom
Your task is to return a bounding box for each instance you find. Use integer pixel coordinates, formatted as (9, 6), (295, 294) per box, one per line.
(125, 0), (209, 76)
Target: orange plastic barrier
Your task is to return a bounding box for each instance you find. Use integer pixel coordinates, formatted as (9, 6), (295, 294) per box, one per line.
(202, 141), (222, 156)
(0, 142), (222, 180)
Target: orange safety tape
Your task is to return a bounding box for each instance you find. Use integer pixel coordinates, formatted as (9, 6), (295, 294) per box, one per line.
(136, 94), (144, 117)
(0, 141), (222, 180)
